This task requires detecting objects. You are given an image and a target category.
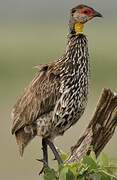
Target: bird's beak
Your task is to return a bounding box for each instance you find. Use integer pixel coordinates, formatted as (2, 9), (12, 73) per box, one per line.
(94, 11), (103, 18)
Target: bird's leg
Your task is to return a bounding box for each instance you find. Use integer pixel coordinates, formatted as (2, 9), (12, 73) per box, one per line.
(42, 138), (48, 166)
(38, 138), (48, 175)
(46, 139), (63, 165)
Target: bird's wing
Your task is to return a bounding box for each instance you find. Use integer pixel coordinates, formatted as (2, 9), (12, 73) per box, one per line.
(11, 64), (61, 134)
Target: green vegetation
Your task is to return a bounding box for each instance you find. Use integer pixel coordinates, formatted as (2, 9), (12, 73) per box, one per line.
(44, 151), (117, 180)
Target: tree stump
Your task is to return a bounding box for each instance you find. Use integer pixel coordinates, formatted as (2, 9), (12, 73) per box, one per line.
(66, 88), (117, 164)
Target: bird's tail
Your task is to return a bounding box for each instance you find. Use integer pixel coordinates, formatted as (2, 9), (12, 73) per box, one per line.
(15, 127), (37, 156)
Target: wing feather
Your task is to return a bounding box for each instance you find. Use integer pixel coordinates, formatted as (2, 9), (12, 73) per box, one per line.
(11, 64), (61, 134)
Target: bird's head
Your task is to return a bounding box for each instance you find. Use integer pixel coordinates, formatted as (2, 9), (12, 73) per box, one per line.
(69, 4), (103, 34)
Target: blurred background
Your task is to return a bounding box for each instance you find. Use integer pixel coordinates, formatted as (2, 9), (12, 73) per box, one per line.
(0, 0), (117, 179)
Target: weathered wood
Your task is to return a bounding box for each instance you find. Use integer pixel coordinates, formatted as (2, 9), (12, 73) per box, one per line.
(66, 88), (117, 164)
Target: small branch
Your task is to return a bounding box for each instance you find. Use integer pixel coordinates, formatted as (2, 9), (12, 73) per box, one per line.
(66, 88), (117, 164)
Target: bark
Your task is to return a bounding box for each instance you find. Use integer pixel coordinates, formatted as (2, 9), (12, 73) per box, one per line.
(66, 88), (117, 164)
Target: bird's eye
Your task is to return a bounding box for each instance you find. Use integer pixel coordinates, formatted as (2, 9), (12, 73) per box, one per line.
(83, 9), (92, 15)
(84, 10), (88, 14)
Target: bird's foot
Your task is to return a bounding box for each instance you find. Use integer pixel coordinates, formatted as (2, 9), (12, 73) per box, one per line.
(36, 158), (48, 175)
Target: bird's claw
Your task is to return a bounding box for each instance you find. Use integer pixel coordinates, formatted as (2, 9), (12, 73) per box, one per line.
(36, 158), (48, 165)
(52, 157), (57, 161)
(39, 167), (44, 175)
(36, 158), (48, 175)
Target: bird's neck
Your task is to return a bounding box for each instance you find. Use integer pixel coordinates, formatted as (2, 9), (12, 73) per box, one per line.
(58, 33), (89, 96)
(66, 33), (88, 59)
(64, 33), (89, 73)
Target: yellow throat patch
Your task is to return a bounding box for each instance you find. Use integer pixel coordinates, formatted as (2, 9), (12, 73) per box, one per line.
(74, 23), (84, 34)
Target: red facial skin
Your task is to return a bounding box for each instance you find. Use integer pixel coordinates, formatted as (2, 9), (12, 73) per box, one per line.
(80, 7), (94, 17)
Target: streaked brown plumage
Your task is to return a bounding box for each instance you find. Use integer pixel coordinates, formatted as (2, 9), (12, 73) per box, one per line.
(11, 4), (102, 170)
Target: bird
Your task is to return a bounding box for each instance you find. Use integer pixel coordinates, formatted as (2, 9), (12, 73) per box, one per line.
(11, 4), (102, 172)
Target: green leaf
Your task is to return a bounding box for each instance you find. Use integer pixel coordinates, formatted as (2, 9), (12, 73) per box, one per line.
(59, 166), (74, 180)
(89, 173), (102, 180)
(105, 165), (117, 175)
(83, 155), (98, 170)
(98, 169), (117, 179)
(98, 153), (109, 167)
(43, 150), (117, 180)
(44, 167), (57, 180)
(69, 165), (78, 177)
(57, 149), (69, 161)
(63, 163), (79, 177)
(66, 169), (75, 180)
(77, 176), (85, 180)
(90, 150), (97, 162)
(61, 152), (69, 162)
(78, 165), (89, 176)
